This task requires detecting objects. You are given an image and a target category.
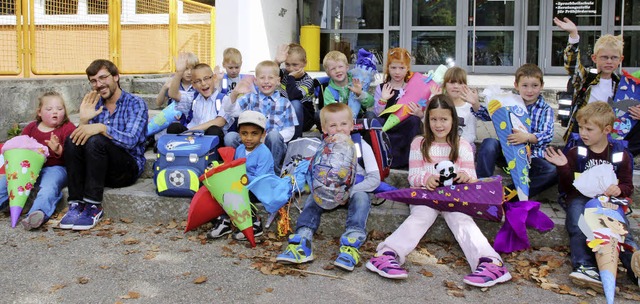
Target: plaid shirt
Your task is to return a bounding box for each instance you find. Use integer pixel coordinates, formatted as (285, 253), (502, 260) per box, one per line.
(90, 90), (148, 175)
(473, 95), (554, 159)
(237, 90), (297, 133)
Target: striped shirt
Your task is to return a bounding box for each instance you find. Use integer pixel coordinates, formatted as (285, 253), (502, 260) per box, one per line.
(408, 136), (476, 188)
(90, 90), (148, 175)
(236, 90), (298, 133)
(278, 69), (314, 104)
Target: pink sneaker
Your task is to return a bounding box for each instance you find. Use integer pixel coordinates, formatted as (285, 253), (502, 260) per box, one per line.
(463, 257), (512, 287)
(365, 251), (408, 279)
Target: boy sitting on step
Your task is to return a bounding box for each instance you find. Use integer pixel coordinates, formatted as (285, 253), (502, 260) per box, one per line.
(276, 103), (380, 272)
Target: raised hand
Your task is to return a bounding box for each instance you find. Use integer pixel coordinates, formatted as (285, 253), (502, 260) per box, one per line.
(407, 102), (424, 118)
(174, 52), (190, 73)
(79, 91), (103, 124)
(349, 78), (363, 96)
(461, 85), (480, 109)
(381, 83), (394, 101)
(45, 133), (61, 155)
(553, 17), (578, 38)
(544, 147), (567, 166)
(275, 44), (290, 64)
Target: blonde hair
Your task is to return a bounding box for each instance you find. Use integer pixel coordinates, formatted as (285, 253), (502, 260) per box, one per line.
(384, 48), (412, 83)
(576, 101), (616, 131)
(320, 102), (352, 127)
(443, 66), (468, 86)
(515, 63), (544, 85)
(192, 63), (213, 74)
(255, 60), (280, 77)
(287, 43), (307, 62)
(36, 91), (69, 126)
(223, 48), (242, 65)
(322, 51), (348, 70)
(594, 34), (624, 56)
(182, 52), (199, 68)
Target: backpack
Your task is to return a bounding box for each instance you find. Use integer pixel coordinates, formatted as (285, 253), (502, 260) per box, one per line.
(351, 118), (392, 180)
(153, 130), (220, 197)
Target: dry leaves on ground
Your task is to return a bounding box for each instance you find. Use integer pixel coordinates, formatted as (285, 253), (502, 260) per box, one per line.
(119, 291), (141, 299)
(193, 276), (208, 284)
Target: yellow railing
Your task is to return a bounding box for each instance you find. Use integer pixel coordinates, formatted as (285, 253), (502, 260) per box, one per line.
(0, 0), (214, 77)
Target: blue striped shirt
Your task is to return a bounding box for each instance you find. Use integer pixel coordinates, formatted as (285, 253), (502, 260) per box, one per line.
(90, 90), (148, 175)
(237, 90), (297, 133)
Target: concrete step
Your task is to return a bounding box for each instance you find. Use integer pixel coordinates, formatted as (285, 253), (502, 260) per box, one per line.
(138, 93), (163, 110)
(131, 76), (171, 95)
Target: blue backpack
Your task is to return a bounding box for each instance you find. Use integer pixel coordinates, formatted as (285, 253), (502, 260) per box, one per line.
(153, 130), (219, 197)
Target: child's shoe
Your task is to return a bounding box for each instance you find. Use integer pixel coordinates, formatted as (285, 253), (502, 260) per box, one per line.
(72, 203), (103, 231)
(463, 257), (512, 287)
(333, 236), (363, 271)
(569, 265), (602, 291)
(20, 210), (46, 230)
(206, 215), (232, 239)
(276, 234), (314, 264)
(366, 251), (408, 279)
(232, 216), (264, 241)
(59, 202), (85, 229)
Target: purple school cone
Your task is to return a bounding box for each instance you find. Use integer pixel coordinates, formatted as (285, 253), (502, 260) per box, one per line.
(3, 148), (46, 227)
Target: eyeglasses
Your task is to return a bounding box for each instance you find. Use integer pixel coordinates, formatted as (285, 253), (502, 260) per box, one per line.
(192, 75), (215, 86)
(89, 74), (112, 86)
(598, 55), (621, 62)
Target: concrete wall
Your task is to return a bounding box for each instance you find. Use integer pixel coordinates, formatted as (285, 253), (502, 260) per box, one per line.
(0, 77), (134, 142)
(214, 0), (297, 72)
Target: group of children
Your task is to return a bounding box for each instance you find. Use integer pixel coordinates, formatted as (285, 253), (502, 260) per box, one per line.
(1, 17), (639, 293)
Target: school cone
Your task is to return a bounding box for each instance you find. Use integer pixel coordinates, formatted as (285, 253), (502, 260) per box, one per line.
(595, 240), (618, 304)
(3, 148), (46, 227)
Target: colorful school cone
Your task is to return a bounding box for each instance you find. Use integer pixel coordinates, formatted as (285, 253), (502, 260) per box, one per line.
(380, 72), (438, 132)
(0, 143), (5, 175)
(184, 186), (224, 233)
(200, 147), (255, 247)
(3, 148), (46, 227)
(147, 102), (182, 136)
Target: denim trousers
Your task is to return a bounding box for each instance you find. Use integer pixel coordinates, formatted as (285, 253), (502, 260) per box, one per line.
(290, 100), (315, 140)
(0, 165), (67, 219)
(64, 135), (139, 204)
(295, 191), (371, 245)
(224, 129), (286, 176)
(475, 138), (557, 197)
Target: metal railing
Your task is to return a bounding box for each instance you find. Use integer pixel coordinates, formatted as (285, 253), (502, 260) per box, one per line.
(0, 0), (214, 77)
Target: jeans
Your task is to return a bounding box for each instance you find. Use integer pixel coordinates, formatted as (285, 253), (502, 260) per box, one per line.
(296, 191), (371, 244)
(0, 165), (67, 219)
(565, 196), (597, 268)
(290, 100), (316, 140)
(475, 138), (557, 197)
(64, 135), (139, 204)
(225, 130), (287, 176)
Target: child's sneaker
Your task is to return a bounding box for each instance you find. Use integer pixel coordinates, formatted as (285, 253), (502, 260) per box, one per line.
(333, 236), (363, 271)
(366, 251), (408, 279)
(20, 210), (46, 230)
(72, 203), (103, 231)
(206, 216), (232, 239)
(276, 234), (314, 264)
(463, 257), (512, 287)
(232, 216), (263, 241)
(59, 202), (85, 229)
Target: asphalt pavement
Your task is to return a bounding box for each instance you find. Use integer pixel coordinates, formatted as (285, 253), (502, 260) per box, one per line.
(1, 213), (639, 304)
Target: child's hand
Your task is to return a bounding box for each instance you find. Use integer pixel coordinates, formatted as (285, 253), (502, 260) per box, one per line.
(507, 129), (530, 145)
(461, 85), (480, 108)
(407, 102), (424, 118)
(381, 83), (394, 101)
(174, 53), (190, 73)
(289, 68), (305, 79)
(604, 185), (622, 197)
(425, 175), (440, 191)
(454, 171), (474, 184)
(213, 65), (224, 89)
(629, 105), (640, 120)
(45, 133), (62, 155)
(431, 85), (442, 96)
(79, 91), (103, 124)
(275, 44), (289, 64)
(232, 78), (253, 97)
(553, 17), (579, 38)
(349, 78), (363, 96)
(544, 147), (568, 166)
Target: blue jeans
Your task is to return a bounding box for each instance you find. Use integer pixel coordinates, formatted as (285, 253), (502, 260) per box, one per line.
(290, 100), (316, 140)
(64, 135), (139, 204)
(224, 130), (286, 176)
(0, 165), (67, 219)
(475, 138), (557, 197)
(296, 191), (371, 244)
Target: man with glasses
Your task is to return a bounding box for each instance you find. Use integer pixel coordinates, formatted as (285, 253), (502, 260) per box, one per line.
(60, 59), (148, 230)
(166, 53), (230, 143)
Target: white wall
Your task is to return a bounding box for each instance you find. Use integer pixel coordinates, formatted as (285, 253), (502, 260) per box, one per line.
(215, 0), (297, 73)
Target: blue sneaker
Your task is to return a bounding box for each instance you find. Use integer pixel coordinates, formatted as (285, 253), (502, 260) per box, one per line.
(59, 202), (85, 229)
(333, 236), (363, 271)
(72, 203), (103, 231)
(276, 234), (314, 264)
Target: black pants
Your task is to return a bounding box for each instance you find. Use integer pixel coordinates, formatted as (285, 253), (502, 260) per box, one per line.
(64, 135), (139, 203)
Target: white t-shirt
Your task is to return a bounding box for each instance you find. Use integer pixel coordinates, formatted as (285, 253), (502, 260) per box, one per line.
(589, 78), (613, 103)
(456, 102), (477, 144)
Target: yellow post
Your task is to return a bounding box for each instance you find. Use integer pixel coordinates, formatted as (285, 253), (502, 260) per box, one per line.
(210, 6), (216, 66)
(109, 0), (122, 66)
(169, 0), (178, 71)
(300, 25), (320, 71)
(21, 0), (29, 77)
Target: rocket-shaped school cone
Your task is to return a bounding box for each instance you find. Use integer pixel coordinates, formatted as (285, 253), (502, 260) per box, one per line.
(379, 71), (439, 132)
(200, 147), (255, 247)
(1, 135), (48, 227)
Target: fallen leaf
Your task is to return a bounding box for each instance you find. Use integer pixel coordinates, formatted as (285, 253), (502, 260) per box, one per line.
(586, 290), (598, 297)
(446, 289), (465, 298)
(265, 288), (274, 293)
(50, 283), (66, 293)
(120, 291), (141, 299)
(418, 269), (433, 277)
(540, 282), (559, 290)
(122, 238), (140, 245)
(77, 277), (89, 284)
(143, 252), (156, 260)
(120, 218), (133, 224)
(167, 219), (178, 229)
(323, 264), (335, 270)
(99, 265), (110, 270)
(193, 276), (208, 284)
